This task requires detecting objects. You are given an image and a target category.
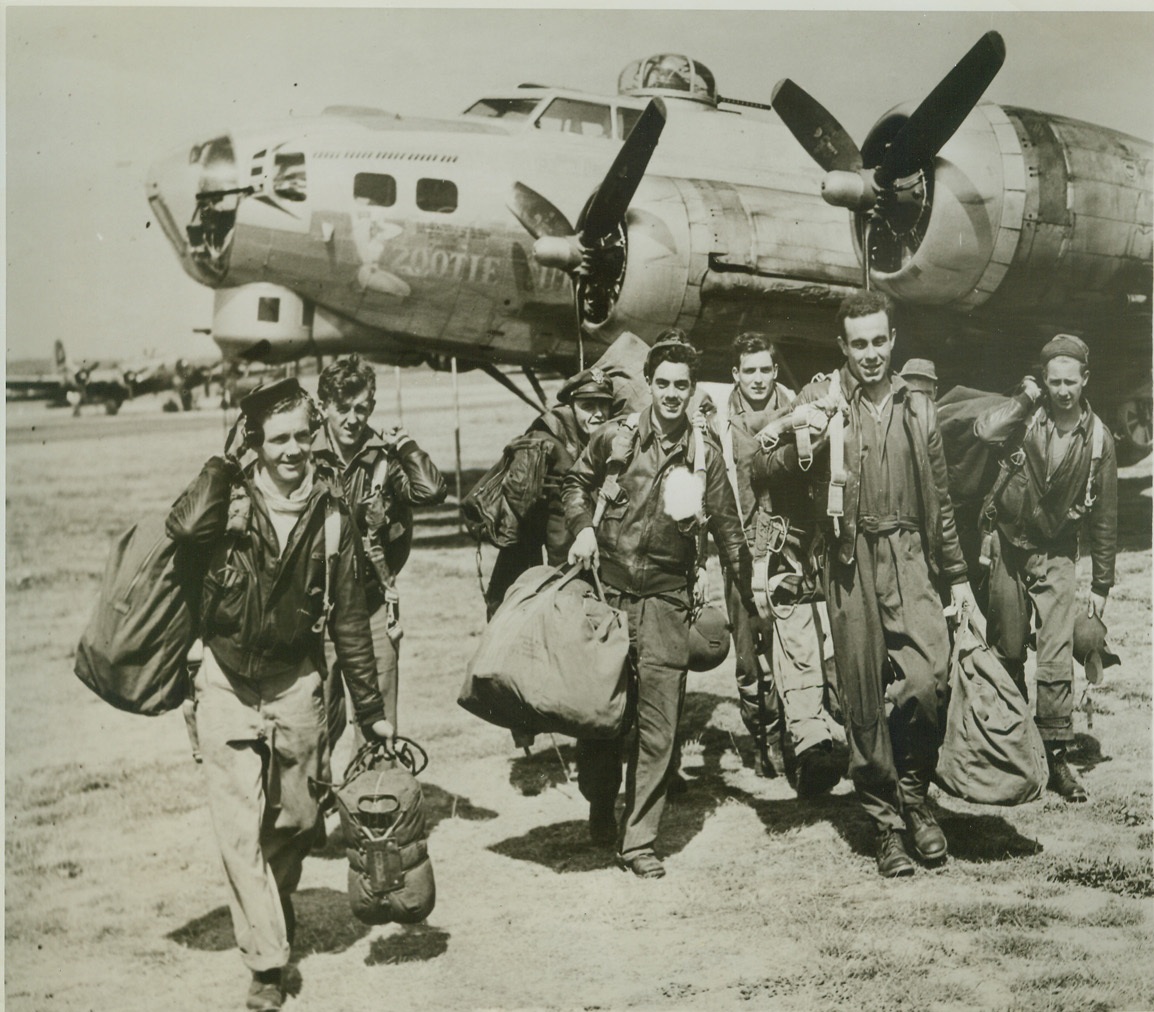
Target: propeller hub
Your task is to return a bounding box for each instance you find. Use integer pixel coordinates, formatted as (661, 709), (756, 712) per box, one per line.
(532, 236), (584, 272)
(821, 169), (877, 212)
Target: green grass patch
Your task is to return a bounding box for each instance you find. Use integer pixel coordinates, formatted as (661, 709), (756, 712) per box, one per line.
(1048, 854), (1154, 898)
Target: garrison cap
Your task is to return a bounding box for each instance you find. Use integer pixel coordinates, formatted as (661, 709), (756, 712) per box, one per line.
(557, 366), (614, 405)
(1040, 333), (1090, 366)
(1072, 612), (1121, 685)
(900, 358), (938, 382)
(239, 376), (305, 418)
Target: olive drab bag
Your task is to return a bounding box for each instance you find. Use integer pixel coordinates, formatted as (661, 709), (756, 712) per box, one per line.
(74, 514), (202, 715)
(329, 738), (436, 925)
(935, 610), (1048, 806)
(459, 565), (630, 739)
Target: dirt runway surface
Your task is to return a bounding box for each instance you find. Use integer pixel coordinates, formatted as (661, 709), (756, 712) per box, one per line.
(6, 372), (1153, 1011)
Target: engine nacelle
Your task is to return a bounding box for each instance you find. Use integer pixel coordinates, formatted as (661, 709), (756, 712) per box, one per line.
(861, 103), (1153, 318)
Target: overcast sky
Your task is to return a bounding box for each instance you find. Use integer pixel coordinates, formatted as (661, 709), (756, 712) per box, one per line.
(6, 6), (1154, 363)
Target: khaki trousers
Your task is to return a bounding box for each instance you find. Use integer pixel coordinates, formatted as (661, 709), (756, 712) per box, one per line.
(197, 649), (326, 972)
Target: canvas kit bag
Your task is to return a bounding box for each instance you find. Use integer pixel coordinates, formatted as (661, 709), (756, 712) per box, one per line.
(459, 565), (630, 739)
(935, 610), (1048, 806)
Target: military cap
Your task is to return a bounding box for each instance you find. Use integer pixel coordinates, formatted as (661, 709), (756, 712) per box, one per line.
(239, 376), (305, 419)
(899, 358), (938, 382)
(557, 366), (614, 405)
(1072, 612), (1121, 685)
(1040, 333), (1090, 366)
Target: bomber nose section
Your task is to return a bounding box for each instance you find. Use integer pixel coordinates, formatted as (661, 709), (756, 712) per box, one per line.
(146, 134), (250, 287)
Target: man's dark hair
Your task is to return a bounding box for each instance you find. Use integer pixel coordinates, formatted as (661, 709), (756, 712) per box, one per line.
(732, 332), (777, 368)
(836, 290), (894, 339)
(644, 328), (700, 382)
(242, 389), (322, 449)
(318, 354), (377, 407)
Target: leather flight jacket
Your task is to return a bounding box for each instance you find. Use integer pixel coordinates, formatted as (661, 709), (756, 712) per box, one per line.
(975, 393), (1117, 594)
(563, 406), (753, 606)
(313, 427), (447, 605)
(166, 456), (385, 726)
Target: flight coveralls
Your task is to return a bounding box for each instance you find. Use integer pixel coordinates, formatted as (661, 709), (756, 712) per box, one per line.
(167, 457), (385, 973)
(974, 395), (1117, 743)
(721, 385), (836, 761)
(562, 407), (753, 860)
(769, 369), (968, 831)
(313, 425), (446, 734)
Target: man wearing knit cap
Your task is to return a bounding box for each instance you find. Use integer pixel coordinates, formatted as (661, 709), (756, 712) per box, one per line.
(899, 359), (938, 399)
(974, 333), (1117, 802)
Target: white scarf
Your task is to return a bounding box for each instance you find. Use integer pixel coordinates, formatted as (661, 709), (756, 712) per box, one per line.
(253, 463), (315, 555)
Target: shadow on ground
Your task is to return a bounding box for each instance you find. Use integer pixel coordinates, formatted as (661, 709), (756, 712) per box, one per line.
(167, 887), (369, 957)
(509, 741), (578, 796)
(1068, 732), (1111, 773)
(489, 689), (1043, 871)
(365, 923), (450, 965)
(312, 783), (498, 861)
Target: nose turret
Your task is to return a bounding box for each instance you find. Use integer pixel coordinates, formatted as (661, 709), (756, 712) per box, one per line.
(147, 133), (250, 287)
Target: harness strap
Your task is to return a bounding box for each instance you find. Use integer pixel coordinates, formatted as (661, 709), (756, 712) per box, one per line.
(826, 371), (847, 536)
(314, 500), (342, 634)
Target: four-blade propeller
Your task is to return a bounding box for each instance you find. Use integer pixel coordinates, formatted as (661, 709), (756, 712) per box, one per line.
(772, 31), (1005, 228)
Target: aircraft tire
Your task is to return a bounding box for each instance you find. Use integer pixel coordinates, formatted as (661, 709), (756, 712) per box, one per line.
(104, 398), (122, 416)
(1114, 396), (1153, 466)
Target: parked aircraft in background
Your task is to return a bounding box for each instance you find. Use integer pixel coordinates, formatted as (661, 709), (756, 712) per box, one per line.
(147, 33), (1153, 460)
(4, 340), (222, 414)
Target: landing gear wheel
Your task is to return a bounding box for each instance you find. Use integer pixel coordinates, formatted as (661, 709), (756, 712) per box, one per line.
(1115, 396), (1153, 466)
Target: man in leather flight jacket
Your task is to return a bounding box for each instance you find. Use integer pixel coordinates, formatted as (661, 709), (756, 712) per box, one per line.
(167, 378), (391, 1010)
(564, 332), (754, 879)
(974, 333), (1117, 802)
(315, 355), (446, 740)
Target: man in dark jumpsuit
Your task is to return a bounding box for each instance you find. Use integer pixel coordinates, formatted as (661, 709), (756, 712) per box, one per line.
(564, 332), (754, 879)
(314, 354), (446, 739)
(768, 292), (977, 877)
(974, 334), (1117, 802)
(717, 332), (842, 794)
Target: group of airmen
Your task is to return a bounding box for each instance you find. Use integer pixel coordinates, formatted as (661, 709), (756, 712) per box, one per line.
(173, 289), (1117, 1010)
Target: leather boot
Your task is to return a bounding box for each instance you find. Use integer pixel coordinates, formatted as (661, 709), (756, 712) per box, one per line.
(1046, 744), (1088, 802)
(876, 828), (916, 878)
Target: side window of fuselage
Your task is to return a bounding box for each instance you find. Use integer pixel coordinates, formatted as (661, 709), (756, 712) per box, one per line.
(416, 178), (458, 214)
(354, 173), (396, 207)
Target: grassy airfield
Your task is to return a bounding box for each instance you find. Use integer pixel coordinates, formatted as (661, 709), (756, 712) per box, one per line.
(6, 369), (1152, 1011)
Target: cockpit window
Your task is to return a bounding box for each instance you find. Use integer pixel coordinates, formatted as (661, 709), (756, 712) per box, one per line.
(535, 98), (612, 138)
(272, 152), (307, 202)
(617, 107), (643, 140)
(464, 98), (540, 121)
(416, 178), (457, 214)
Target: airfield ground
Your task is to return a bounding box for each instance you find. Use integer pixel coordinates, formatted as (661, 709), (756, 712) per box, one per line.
(6, 370), (1153, 1011)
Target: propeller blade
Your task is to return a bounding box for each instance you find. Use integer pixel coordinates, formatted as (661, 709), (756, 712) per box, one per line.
(579, 98), (667, 244)
(771, 79), (862, 173)
(875, 31), (1006, 186)
(508, 182), (574, 240)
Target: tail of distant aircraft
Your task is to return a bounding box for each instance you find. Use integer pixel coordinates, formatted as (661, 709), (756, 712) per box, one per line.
(54, 340), (68, 374)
